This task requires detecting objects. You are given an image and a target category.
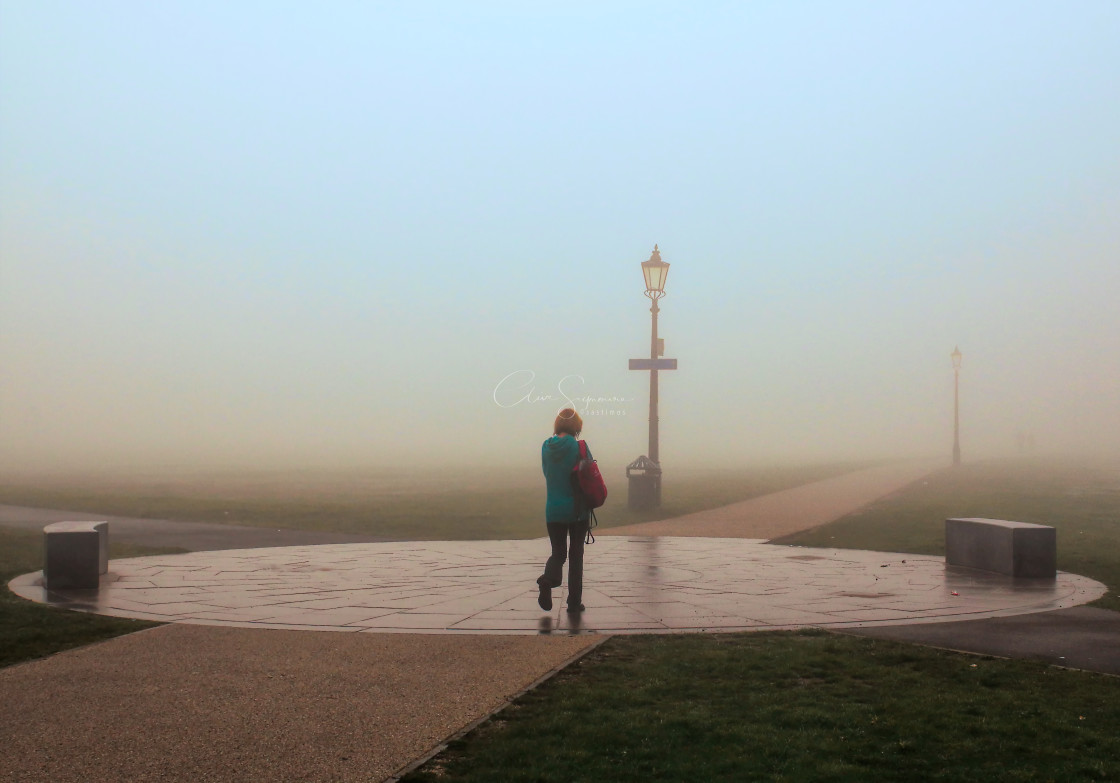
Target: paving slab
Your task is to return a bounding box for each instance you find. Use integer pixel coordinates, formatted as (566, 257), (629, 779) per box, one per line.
(10, 537), (1106, 634)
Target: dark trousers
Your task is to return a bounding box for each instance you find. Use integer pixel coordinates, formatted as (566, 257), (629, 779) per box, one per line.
(541, 522), (586, 607)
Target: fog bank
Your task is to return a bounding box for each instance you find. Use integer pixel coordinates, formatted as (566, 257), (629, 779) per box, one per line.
(2, 3), (1118, 475)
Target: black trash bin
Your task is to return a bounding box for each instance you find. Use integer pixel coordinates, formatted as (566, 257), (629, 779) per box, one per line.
(626, 456), (662, 510)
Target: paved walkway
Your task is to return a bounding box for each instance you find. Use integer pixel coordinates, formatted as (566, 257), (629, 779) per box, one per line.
(604, 460), (941, 540)
(10, 537), (1104, 634)
(847, 605), (1120, 675)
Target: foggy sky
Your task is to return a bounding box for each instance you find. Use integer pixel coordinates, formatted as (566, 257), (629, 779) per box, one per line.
(2, 2), (1118, 474)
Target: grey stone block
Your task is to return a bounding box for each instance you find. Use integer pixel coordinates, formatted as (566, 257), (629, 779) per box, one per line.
(44, 521), (109, 590)
(945, 517), (1056, 578)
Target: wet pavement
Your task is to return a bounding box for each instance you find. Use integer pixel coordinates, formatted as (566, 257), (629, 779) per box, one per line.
(847, 605), (1120, 675)
(10, 536), (1105, 634)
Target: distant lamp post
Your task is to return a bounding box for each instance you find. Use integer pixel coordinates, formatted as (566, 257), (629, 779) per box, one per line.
(627, 245), (678, 509)
(951, 346), (962, 466)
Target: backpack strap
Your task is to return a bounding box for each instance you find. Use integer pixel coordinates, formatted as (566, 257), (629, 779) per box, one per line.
(574, 439), (597, 543)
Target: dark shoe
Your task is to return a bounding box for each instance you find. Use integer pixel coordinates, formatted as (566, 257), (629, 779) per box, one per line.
(566, 603), (585, 613)
(536, 577), (553, 611)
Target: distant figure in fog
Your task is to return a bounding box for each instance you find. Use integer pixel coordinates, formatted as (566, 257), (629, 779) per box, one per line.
(537, 408), (592, 613)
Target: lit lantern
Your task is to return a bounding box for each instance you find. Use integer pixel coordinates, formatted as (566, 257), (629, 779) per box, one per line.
(641, 245), (669, 297)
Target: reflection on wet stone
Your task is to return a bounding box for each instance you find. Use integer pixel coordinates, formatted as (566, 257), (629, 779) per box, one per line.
(7, 536), (1105, 636)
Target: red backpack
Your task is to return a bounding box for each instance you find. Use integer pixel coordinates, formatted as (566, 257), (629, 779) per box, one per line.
(572, 440), (608, 509)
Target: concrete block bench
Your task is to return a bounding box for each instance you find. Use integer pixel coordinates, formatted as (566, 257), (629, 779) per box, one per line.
(44, 521), (109, 590)
(945, 517), (1056, 578)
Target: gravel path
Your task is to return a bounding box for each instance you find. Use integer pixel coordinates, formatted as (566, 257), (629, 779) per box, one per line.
(0, 624), (597, 783)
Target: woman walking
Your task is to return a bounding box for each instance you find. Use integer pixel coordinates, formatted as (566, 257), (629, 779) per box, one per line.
(537, 407), (592, 613)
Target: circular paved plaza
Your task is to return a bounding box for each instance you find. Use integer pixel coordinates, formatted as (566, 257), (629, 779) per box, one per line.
(10, 536), (1105, 634)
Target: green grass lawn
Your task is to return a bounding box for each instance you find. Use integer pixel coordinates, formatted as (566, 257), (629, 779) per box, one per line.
(0, 461), (869, 540)
(0, 527), (181, 669)
(403, 631), (1120, 783)
(775, 457), (1120, 611)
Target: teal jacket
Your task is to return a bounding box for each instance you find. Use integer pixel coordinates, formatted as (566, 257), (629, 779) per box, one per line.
(541, 435), (592, 524)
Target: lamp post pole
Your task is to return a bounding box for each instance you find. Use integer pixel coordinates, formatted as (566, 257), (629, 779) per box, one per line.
(627, 245), (676, 509)
(649, 294), (660, 464)
(951, 346), (962, 467)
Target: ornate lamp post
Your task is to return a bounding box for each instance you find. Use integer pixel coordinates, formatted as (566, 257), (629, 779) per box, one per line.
(627, 246), (677, 509)
(642, 247), (669, 464)
(951, 346), (962, 466)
